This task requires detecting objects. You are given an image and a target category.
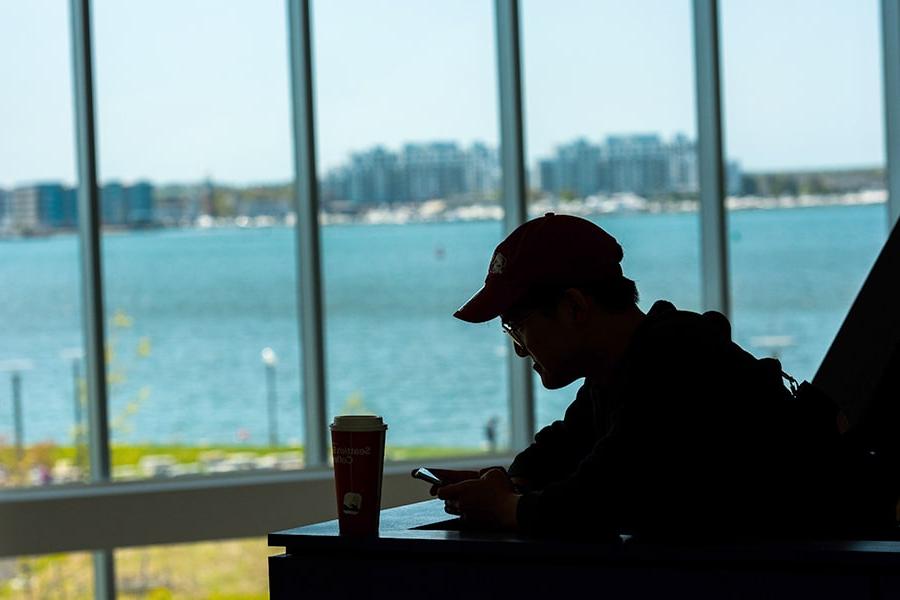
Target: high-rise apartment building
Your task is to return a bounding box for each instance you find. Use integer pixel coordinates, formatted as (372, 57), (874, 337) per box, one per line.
(323, 135), (741, 206)
(464, 142), (499, 197)
(538, 138), (605, 198)
(102, 182), (127, 225)
(667, 133), (699, 193)
(127, 181), (155, 225)
(403, 142), (467, 202)
(349, 146), (400, 205)
(322, 141), (499, 207)
(538, 134), (742, 198)
(606, 134), (668, 194)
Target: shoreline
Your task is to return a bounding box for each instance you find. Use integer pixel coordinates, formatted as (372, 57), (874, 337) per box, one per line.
(0, 190), (887, 238)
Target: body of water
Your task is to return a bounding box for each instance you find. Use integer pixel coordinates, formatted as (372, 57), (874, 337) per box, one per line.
(0, 204), (888, 449)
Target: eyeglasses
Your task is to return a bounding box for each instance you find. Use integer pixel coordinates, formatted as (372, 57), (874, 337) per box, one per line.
(501, 311), (534, 348)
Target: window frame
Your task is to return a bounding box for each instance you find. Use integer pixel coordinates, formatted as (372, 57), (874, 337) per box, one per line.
(3, 1), (898, 598)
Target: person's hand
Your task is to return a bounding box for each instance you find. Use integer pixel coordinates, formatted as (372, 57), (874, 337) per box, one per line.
(436, 468), (521, 530)
(425, 468), (481, 497)
(425, 466), (514, 496)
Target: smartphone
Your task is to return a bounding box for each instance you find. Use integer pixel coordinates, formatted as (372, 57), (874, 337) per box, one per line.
(410, 467), (443, 486)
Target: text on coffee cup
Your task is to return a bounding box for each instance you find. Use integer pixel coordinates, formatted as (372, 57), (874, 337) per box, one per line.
(332, 445), (372, 464)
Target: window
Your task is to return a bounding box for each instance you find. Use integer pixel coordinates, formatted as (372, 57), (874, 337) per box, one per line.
(115, 537), (274, 597)
(3, 2), (899, 597)
(522, 0), (702, 423)
(313, 0), (509, 456)
(721, 0), (888, 382)
(0, 553), (94, 597)
(92, 0), (305, 479)
(0, 1), (86, 488)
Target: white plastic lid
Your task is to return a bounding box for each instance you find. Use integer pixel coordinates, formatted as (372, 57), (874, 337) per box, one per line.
(330, 415), (387, 432)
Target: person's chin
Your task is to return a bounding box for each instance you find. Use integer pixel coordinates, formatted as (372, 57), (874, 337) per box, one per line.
(535, 364), (572, 390)
(541, 379), (568, 390)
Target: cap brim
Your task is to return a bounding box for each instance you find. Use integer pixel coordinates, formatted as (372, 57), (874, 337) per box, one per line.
(453, 281), (526, 323)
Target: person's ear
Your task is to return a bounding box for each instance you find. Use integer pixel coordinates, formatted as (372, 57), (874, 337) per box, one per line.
(560, 288), (591, 326)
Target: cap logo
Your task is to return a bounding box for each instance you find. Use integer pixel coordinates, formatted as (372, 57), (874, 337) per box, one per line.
(489, 252), (507, 275)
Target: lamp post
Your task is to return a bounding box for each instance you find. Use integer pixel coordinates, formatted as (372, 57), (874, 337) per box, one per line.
(11, 372), (22, 461)
(261, 347), (278, 448)
(61, 348), (85, 475)
(0, 359), (34, 463)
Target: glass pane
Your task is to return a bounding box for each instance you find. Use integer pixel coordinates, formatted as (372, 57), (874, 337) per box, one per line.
(522, 0), (702, 425)
(314, 0), (508, 457)
(0, 2), (87, 488)
(115, 537), (273, 598)
(93, 1), (305, 479)
(0, 553), (94, 597)
(722, 0), (888, 382)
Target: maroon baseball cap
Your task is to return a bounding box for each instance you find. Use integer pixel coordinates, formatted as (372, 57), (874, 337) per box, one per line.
(454, 213), (624, 323)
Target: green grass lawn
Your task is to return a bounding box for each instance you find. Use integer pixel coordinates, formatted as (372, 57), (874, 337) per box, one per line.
(1, 441), (485, 481)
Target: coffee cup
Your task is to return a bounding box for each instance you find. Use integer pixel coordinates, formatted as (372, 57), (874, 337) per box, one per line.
(330, 415), (388, 536)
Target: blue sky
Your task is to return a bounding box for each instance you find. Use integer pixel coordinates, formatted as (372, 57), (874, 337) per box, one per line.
(0, 0), (886, 187)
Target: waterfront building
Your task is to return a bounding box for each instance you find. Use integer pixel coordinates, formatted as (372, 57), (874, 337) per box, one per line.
(402, 142), (466, 202)
(726, 161), (744, 197)
(322, 141), (498, 207)
(3, 182), (155, 231)
(349, 146), (401, 205)
(153, 184), (202, 225)
(321, 135), (749, 207)
(126, 181), (155, 225)
(236, 191), (290, 219)
(463, 142), (500, 197)
(8, 183), (77, 231)
(8, 187), (39, 231)
(101, 181), (127, 225)
(98, 181), (157, 226)
(321, 166), (352, 208)
(537, 133), (743, 198)
(538, 138), (605, 198)
(666, 133), (699, 193)
(11, 187), (39, 231)
(606, 134), (668, 195)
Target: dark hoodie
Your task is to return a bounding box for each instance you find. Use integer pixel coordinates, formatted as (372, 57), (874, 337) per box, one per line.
(509, 300), (836, 539)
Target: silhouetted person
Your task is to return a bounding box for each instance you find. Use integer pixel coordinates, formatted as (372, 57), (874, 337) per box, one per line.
(433, 213), (837, 539)
(484, 416), (499, 453)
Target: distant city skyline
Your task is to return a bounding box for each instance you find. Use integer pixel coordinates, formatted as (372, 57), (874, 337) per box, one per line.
(319, 133), (743, 206)
(3, 130), (885, 237)
(0, 0), (886, 188)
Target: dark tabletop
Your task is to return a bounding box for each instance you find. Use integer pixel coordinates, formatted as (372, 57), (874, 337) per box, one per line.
(269, 500), (900, 570)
